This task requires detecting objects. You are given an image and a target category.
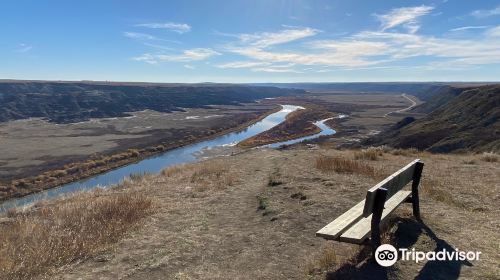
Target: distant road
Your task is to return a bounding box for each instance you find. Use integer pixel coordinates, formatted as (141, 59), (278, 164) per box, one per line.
(384, 94), (418, 118)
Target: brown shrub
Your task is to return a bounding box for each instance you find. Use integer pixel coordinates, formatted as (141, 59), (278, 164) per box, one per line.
(128, 149), (140, 157)
(480, 152), (498, 162)
(52, 170), (67, 178)
(390, 148), (418, 156)
(315, 156), (377, 178)
(161, 164), (186, 177)
(0, 191), (154, 279)
(190, 162), (236, 190)
(354, 148), (383, 161)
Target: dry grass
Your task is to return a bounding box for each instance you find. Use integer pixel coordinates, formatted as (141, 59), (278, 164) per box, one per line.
(354, 147), (383, 161)
(0, 191), (154, 280)
(480, 152), (498, 162)
(389, 147), (419, 156)
(315, 156), (377, 178)
(161, 164), (187, 177)
(191, 162), (236, 191)
(162, 161), (237, 192)
(304, 242), (338, 275)
(420, 179), (469, 210)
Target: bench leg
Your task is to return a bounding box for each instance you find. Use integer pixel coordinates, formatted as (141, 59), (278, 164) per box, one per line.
(370, 188), (388, 256)
(411, 162), (424, 221)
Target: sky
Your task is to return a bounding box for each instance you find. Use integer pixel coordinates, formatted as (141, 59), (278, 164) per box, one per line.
(1, 0), (500, 83)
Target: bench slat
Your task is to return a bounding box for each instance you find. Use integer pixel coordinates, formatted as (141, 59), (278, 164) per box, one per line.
(339, 190), (412, 244)
(363, 159), (420, 217)
(316, 200), (365, 240)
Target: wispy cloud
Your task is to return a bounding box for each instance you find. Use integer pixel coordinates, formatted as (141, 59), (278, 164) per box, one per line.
(216, 61), (271, 69)
(353, 28), (500, 65)
(123, 32), (157, 40)
(374, 5), (434, 33)
(238, 27), (319, 48)
(136, 22), (191, 33)
(221, 23), (500, 72)
(486, 25), (500, 37)
(15, 43), (32, 53)
(224, 27), (389, 68)
(471, 5), (500, 18)
(184, 64), (195, 69)
(123, 32), (181, 47)
(133, 48), (220, 64)
(251, 66), (302, 73)
(450, 26), (490, 32)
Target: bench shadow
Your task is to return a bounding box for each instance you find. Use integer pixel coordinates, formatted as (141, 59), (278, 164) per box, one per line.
(325, 218), (472, 280)
(392, 217), (472, 280)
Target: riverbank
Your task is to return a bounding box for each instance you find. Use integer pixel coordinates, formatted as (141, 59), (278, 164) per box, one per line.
(0, 105), (282, 202)
(2, 148), (497, 279)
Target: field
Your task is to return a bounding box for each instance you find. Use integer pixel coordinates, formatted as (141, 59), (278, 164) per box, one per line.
(1, 147), (497, 279)
(237, 93), (421, 148)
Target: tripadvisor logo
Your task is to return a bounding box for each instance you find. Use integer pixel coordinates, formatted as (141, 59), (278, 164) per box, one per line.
(375, 244), (482, 267)
(375, 244), (398, 267)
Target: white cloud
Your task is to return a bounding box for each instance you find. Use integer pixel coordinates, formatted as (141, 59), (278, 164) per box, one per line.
(375, 5), (434, 33)
(471, 5), (500, 18)
(216, 61), (271, 68)
(136, 22), (191, 33)
(133, 48), (220, 64)
(354, 30), (500, 65)
(486, 25), (500, 37)
(450, 26), (489, 32)
(15, 43), (32, 53)
(251, 66), (302, 73)
(238, 27), (319, 48)
(123, 32), (157, 40)
(133, 53), (158, 64)
(224, 24), (500, 70)
(184, 64), (195, 69)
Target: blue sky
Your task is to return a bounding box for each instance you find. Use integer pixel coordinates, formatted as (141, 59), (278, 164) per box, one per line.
(1, 0), (500, 82)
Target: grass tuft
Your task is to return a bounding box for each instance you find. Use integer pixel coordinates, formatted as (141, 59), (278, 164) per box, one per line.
(354, 147), (383, 161)
(161, 164), (186, 177)
(480, 152), (498, 162)
(315, 156), (377, 178)
(304, 242), (337, 275)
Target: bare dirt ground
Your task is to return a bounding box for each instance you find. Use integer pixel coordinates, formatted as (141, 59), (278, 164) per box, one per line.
(0, 103), (274, 181)
(49, 147), (499, 280)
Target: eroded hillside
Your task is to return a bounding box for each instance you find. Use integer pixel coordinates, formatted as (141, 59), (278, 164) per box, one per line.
(365, 85), (500, 152)
(0, 81), (303, 123)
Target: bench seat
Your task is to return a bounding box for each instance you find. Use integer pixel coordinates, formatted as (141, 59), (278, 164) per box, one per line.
(339, 190), (411, 244)
(316, 190), (411, 243)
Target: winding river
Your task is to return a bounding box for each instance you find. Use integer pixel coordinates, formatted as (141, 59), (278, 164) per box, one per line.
(0, 105), (337, 211)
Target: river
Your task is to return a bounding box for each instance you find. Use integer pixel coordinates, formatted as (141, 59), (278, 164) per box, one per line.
(0, 105), (337, 211)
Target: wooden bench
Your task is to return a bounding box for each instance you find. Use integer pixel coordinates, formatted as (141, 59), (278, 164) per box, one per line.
(316, 159), (424, 251)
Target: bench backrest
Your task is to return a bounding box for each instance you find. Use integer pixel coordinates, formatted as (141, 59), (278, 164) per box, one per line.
(362, 159), (422, 217)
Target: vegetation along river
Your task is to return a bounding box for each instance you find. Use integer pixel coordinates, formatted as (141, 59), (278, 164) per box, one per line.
(1, 105), (336, 211)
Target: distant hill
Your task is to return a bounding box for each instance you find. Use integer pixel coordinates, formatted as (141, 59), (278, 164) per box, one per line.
(365, 85), (500, 152)
(0, 81), (304, 123)
(250, 82), (494, 101)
